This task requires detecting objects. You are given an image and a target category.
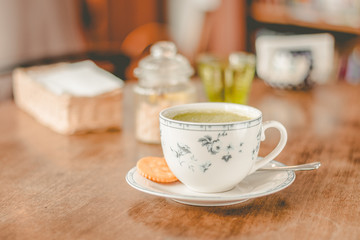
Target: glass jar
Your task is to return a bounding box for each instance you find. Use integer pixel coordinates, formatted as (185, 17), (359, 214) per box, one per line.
(134, 41), (196, 144)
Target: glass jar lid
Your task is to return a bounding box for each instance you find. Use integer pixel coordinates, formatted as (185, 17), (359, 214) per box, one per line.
(134, 41), (194, 87)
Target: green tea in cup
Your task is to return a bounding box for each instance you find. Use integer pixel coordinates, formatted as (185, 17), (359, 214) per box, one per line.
(171, 110), (252, 123)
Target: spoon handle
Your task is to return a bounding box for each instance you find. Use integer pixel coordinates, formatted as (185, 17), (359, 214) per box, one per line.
(259, 162), (321, 171)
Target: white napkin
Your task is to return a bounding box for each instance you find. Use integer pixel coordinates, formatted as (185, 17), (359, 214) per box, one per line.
(29, 60), (124, 97)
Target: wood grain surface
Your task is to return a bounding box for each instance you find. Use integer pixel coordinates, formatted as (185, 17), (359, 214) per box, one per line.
(0, 79), (359, 240)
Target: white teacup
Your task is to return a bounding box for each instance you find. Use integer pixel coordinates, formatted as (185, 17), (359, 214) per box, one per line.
(159, 102), (287, 193)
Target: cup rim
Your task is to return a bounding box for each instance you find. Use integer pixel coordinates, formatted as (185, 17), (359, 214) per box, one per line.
(159, 102), (262, 126)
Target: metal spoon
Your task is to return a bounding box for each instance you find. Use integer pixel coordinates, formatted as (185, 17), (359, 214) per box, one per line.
(259, 162), (321, 171)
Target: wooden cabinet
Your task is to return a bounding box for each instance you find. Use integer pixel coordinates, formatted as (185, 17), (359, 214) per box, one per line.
(246, 0), (360, 50)
(246, 0), (360, 82)
(249, 1), (360, 35)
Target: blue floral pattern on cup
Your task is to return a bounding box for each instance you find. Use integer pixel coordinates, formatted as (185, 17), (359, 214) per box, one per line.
(252, 128), (261, 160)
(169, 130), (254, 173)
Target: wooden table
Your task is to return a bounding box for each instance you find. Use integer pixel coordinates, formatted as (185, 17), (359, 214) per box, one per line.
(0, 79), (359, 239)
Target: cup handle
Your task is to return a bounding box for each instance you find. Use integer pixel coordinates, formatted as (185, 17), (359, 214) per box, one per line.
(249, 121), (288, 174)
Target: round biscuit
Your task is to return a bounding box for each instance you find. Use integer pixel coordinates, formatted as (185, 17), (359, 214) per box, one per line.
(136, 156), (178, 183)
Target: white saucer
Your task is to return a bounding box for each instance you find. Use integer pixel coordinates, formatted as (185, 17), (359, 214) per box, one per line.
(126, 160), (295, 207)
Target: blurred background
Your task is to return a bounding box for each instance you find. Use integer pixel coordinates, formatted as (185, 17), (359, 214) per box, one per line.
(1, 0), (360, 100)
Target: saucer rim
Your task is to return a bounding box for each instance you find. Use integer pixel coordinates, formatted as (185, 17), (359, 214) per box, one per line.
(126, 160), (296, 203)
